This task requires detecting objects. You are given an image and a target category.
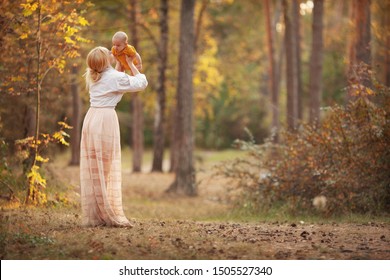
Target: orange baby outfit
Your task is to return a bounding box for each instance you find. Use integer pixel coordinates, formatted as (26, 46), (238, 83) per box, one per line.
(111, 44), (138, 74)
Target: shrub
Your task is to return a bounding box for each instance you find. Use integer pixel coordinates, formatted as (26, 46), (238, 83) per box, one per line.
(215, 69), (390, 216)
(0, 139), (24, 205)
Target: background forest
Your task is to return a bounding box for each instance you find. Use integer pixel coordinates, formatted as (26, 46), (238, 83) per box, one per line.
(0, 0), (389, 216)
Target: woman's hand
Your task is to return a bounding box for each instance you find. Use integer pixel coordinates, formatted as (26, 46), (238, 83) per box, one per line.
(125, 56), (141, 75)
(128, 59), (141, 76)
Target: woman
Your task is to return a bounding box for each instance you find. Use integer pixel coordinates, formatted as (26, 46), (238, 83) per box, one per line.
(80, 46), (148, 227)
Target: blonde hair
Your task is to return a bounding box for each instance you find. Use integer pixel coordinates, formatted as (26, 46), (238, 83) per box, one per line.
(84, 46), (110, 88)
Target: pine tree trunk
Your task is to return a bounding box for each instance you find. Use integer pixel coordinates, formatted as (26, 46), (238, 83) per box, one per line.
(386, 23), (390, 87)
(348, 0), (371, 97)
(130, 0), (144, 172)
(283, 0), (298, 130)
(354, 0), (371, 66)
(167, 0), (196, 196)
(264, 0), (279, 142)
(69, 65), (81, 165)
(385, 1), (390, 87)
(309, 0), (324, 126)
(293, 0), (303, 120)
(152, 0), (169, 172)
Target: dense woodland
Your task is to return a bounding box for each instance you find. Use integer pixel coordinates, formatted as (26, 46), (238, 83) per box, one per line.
(0, 0), (389, 214)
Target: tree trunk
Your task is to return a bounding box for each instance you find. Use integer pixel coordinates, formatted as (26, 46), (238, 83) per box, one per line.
(22, 104), (36, 174)
(152, 0), (169, 172)
(385, 1), (390, 87)
(309, 0), (324, 126)
(354, 0), (371, 66)
(169, 105), (178, 173)
(283, 0), (298, 130)
(264, 0), (279, 142)
(274, 0), (283, 125)
(26, 0), (42, 204)
(130, 0), (144, 172)
(131, 95), (143, 172)
(24, 105), (36, 138)
(167, 0), (196, 196)
(69, 65), (81, 165)
(387, 15), (390, 87)
(194, 0), (208, 54)
(293, 0), (303, 121)
(348, 0), (371, 96)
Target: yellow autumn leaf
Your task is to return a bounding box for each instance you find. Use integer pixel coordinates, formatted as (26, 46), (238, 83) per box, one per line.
(21, 2), (38, 17)
(66, 50), (80, 58)
(27, 165), (47, 187)
(36, 155), (49, 163)
(60, 138), (70, 146)
(58, 121), (73, 129)
(57, 59), (67, 72)
(76, 37), (92, 43)
(78, 16), (89, 26)
(11, 76), (23, 82)
(365, 88), (375, 95)
(53, 131), (62, 140)
(30, 2), (38, 10)
(19, 33), (28, 39)
(65, 36), (76, 44)
(65, 26), (78, 37)
(53, 131), (70, 146)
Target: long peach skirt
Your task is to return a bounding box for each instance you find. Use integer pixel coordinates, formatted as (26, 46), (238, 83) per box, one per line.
(80, 107), (131, 227)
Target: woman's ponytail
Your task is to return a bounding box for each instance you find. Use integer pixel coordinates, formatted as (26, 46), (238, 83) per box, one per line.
(84, 47), (110, 89)
(84, 68), (103, 89)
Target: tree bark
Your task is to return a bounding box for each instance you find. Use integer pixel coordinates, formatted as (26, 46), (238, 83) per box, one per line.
(69, 65), (82, 165)
(283, 0), (298, 130)
(292, 0), (303, 121)
(151, 0), (169, 172)
(387, 12), (390, 87)
(264, 0), (279, 142)
(194, 0), (208, 54)
(167, 0), (196, 196)
(309, 0), (324, 126)
(130, 0), (144, 172)
(348, 0), (371, 96)
(353, 0), (371, 66)
(169, 105), (178, 173)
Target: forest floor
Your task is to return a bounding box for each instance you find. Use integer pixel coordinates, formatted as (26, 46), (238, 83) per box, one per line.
(1, 150), (389, 260)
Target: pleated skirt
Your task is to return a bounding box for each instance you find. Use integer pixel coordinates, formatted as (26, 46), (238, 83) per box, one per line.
(80, 107), (131, 227)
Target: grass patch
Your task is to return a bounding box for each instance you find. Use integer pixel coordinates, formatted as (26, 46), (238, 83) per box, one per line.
(119, 147), (246, 171)
(219, 205), (390, 224)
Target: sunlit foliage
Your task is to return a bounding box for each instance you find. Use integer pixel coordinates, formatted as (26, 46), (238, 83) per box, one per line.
(0, 0), (91, 205)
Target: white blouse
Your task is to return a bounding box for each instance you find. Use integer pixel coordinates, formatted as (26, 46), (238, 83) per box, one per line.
(89, 67), (148, 107)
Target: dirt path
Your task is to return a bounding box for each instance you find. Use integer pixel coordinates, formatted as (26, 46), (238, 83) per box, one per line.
(1, 162), (389, 260)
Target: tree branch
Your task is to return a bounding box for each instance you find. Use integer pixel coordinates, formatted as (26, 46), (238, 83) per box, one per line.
(138, 21), (160, 57)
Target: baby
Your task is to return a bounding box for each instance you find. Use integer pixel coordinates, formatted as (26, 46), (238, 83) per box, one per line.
(111, 31), (142, 75)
